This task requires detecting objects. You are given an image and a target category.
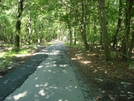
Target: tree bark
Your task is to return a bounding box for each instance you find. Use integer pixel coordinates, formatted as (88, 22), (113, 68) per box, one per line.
(15, 0), (24, 51)
(80, 0), (89, 50)
(27, 16), (31, 44)
(112, 0), (122, 48)
(122, 0), (134, 60)
(98, 0), (111, 61)
(74, 30), (77, 45)
(68, 24), (72, 45)
(129, 28), (134, 59)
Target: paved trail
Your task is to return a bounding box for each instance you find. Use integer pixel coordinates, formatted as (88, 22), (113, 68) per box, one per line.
(1, 41), (93, 101)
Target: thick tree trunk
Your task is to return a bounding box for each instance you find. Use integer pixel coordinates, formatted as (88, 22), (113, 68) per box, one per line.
(14, 0), (24, 51)
(80, 0), (89, 50)
(15, 20), (21, 50)
(99, 0), (111, 61)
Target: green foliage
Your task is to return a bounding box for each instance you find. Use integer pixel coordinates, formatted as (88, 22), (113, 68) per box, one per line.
(65, 43), (83, 49)
(117, 63), (122, 68)
(0, 15), (11, 26)
(0, 0), (134, 61)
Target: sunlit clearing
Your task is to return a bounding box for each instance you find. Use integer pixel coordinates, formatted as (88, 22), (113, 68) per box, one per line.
(13, 91), (27, 101)
(80, 60), (91, 64)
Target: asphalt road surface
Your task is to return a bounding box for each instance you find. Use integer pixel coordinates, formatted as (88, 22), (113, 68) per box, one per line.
(1, 41), (94, 101)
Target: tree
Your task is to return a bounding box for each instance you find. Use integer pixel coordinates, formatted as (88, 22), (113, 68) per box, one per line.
(98, 0), (111, 61)
(80, 0), (89, 50)
(112, 0), (122, 48)
(121, 0), (134, 60)
(14, 0), (24, 51)
(61, 0), (89, 50)
(1, 0), (134, 62)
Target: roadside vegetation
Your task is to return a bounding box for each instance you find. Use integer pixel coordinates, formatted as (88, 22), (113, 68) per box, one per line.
(0, 44), (36, 69)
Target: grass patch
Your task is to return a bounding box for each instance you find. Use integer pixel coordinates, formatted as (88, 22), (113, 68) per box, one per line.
(65, 43), (83, 49)
(0, 45), (37, 69)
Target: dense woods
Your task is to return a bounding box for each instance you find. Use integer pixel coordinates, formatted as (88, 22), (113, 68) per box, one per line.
(0, 0), (134, 61)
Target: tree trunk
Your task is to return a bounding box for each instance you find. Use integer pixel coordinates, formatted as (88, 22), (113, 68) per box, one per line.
(27, 13), (31, 44)
(112, 0), (122, 48)
(15, 0), (24, 51)
(122, 0), (133, 60)
(74, 30), (77, 45)
(98, 0), (111, 61)
(15, 20), (21, 51)
(68, 23), (73, 45)
(129, 29), (134, 59)
(93, 16), (97, 44)
(80, 0), (89, 50)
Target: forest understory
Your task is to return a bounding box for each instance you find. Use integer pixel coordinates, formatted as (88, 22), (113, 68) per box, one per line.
(68, 44), (134, 101)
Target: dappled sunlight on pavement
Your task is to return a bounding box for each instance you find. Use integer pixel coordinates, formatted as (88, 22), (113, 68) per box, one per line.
(3, 41), (92, 101)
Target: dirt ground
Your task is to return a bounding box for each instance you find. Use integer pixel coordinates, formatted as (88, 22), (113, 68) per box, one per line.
(67, 44), (134, 101)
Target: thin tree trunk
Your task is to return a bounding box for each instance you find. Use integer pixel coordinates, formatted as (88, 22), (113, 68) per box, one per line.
(93, 16), (97, 44)
(27, 12), (31, 44)
(113, 0), (122, 48)
(129, 29), (134, 59)
(68, 23), (72, 45)
(74, 30), (77, 45)
(122, 0), (133, 60)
